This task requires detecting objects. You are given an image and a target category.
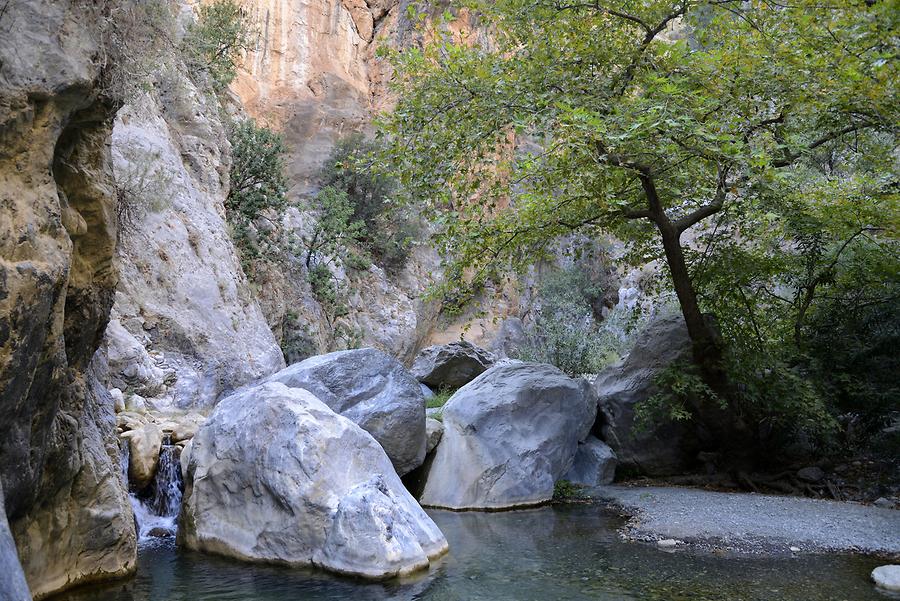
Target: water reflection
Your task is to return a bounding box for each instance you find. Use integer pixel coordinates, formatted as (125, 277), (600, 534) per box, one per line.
(56, 505), (891, 601)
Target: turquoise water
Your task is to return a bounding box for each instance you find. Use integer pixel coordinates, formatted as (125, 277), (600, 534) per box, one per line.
(55, 504), (893, 601)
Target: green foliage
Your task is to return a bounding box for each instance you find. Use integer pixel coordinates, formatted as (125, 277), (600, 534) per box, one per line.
(426, 388), (455, 410)
(225, 118), (287, 272)
(297, 186), (368, 271)
(183, 0), (255, 91)
(322, 135), (417, 273)
(279, 312), (318, 364)
(552, 480), (584, 501)
(637, 361), (725, 431)
(516, 267), (609, 375)
(379, 0), (899, 454)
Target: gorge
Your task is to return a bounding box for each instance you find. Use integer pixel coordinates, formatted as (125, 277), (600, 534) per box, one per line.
(1, 1), (898, 600)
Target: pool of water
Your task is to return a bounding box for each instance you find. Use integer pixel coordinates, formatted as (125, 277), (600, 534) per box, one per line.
(55, 504), (894, 601)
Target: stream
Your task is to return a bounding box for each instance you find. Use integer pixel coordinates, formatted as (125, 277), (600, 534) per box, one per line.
(54, 504), (893, 601)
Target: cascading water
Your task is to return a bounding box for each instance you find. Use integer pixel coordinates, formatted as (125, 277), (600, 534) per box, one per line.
(127, 435), (184, 542)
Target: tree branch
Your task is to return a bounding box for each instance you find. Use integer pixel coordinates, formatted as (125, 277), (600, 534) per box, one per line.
(674, 164), (729, 233)
(771, 122), (875, 167)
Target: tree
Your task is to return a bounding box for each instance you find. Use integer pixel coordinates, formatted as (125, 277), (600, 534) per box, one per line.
(183, 0), (255, 91)
(322, 134), (416, 273)
(379, 1), (897, 454)
(225, 118), (287, 268)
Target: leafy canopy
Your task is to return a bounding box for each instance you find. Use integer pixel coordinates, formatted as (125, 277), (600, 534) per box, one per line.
(378, 0), (897, 302)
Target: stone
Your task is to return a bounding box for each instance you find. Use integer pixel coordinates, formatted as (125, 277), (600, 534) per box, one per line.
(125, 394), (147, 414)
(420, 383), (435, 399)
(0, 3), (137, 595)
(425, 418), (444, 454)
(180, 438), (193, 482)
(796, 466), (825, 483)
(595, 313), (698, 476)
(105, 319), (167, 397)
(489, 317), (528, 358)
(110, 388), (126, 413)
(122, 423), (163, 490)
(420, 362), (596, 509)
(111, 87), (285, 410)
(563, 436), (617, 486)
(874, 497), (896, 509)
(265, 348), (426, 475)
(180, 382), (448, 578)
(0, 484), (31, 601)
(872, 565), (900, 592)
(411, 341), (497, 389)
(657, 539), (678, 548)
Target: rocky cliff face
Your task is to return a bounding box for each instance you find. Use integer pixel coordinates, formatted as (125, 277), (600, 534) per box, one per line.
(0, 1), (136, 597)
(110, 70), (284, 409)
(231, 0), (494, 360)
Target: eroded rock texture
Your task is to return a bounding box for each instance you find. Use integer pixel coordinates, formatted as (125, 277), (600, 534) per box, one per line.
(0, 1), (136, 596)
(110, 79), (284, 410)
(180, 382), (448, 579)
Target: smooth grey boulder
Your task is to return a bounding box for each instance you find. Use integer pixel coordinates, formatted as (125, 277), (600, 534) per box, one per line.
(180, 382), (448, 578)
(411, 341), (496, 389)
(563, 436), (617, 486)
(872, 565), (900, 592)
(0, 484), (31, 601)
(594, 313), (698, 476)
(266, 348), (426, 476)
(425, 418), (444, 454)
(420, 362), (596, 509)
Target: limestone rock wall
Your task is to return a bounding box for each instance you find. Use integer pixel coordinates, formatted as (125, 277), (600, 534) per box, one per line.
(0, 1), (137, 596)
(110, 68), (285, 409)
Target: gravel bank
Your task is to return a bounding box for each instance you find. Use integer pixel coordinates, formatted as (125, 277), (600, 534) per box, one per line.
(590, 485), (900, 556)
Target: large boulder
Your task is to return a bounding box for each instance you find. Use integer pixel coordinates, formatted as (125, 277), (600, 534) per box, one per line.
(419, 362), (596, 509)
(265, 348), (426, 475)
(411, 341), (497, 388)
(180, 382), (448, 578)
(594, 313), (698, 476)
(121, 423), (162, 490)
(0, 484), (30, 601)
(563, 436), (617, 486)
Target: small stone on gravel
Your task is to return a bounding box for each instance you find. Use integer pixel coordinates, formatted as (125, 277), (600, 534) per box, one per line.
(872, 565), (900, 591)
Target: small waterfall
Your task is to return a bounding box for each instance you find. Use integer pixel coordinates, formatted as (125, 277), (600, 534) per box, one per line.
(129, 435), (184, 542)
(118, 438), (130, 486)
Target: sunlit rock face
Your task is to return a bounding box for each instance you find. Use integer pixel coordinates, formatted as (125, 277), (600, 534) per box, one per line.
(110, 79), (285, 411)
(180, 382), (448, 578)
(265, 348), (427, 476)
(420, 363), (596, 509)
(0, 1), (137, 597)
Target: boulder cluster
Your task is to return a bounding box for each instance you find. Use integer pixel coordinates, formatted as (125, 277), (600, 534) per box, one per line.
(140, 337), (627, 578)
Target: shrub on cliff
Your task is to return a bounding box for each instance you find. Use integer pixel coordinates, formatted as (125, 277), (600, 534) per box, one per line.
(183, 0), (255, 91)
(225, 118), (287, 268)
(322, 134), (416, 274)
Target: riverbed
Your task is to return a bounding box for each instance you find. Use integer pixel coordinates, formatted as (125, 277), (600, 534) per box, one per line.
(55, 504), (893, 601)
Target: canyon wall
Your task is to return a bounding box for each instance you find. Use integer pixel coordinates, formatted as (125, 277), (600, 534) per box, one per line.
(0, 1), (137, 597)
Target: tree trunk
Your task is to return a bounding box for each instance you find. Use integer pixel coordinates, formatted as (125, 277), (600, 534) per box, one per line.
(656, 221), (725, 383)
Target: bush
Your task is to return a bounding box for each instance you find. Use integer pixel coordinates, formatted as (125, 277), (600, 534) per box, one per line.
(515, 267), (608, 376)
(182, 0), (256, 91)
(322, 134), (416, 273)
(225, 118), (287, 270)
